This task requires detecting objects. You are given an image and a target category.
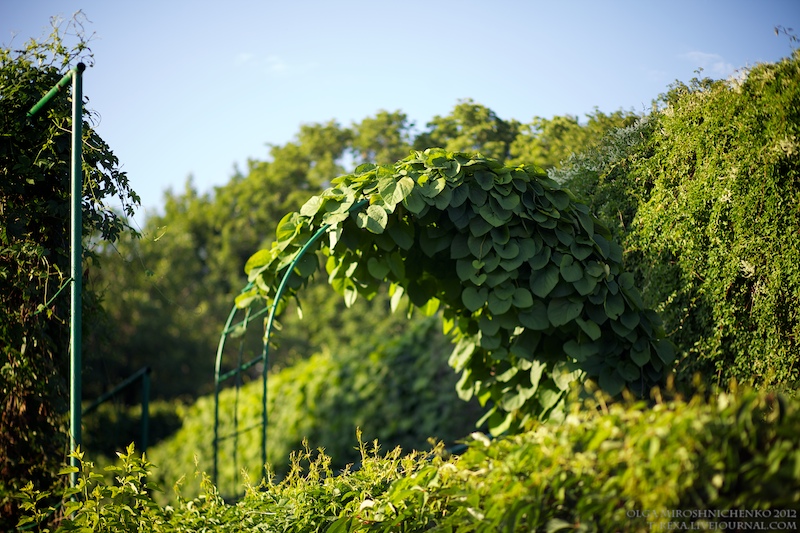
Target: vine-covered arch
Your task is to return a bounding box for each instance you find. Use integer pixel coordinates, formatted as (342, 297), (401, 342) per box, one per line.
(214, 148), (674, 483)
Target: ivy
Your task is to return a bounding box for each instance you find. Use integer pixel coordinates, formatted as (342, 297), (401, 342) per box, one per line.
(242, 148), (672, 434)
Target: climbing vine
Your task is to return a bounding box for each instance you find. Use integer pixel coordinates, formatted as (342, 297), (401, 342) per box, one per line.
(239, 148), (673, 433)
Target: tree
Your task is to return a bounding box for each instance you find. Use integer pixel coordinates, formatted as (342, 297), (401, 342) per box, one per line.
(509, 109), (640, 170)
(414, 99), (520, 161)
(0, 17), (139, 527)
(350, 110), (415, 165)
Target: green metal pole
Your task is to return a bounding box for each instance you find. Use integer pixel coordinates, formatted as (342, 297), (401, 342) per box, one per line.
(213, 302), (241, 484)
(257, 200), (367, 474)
(25, 70), (75, 118)
(141, 367), (150, 453)
(69, 63), (85, 488)
(82, 366), (151, 416)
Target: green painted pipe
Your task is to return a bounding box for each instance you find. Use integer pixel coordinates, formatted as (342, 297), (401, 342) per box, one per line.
(213, 299), (241, 484)
(26, 68), (75, 117)
(68, 63), (85, 488)
(258, 199), (368, 475)
(212, 198), (368, 490)
(81, 366), (151, 416)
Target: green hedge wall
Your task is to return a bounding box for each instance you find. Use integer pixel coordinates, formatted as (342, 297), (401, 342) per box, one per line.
(553, 51), (800, 392)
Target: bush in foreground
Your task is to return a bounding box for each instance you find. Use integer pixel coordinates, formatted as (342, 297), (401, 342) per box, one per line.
(18, 389), (800, 532)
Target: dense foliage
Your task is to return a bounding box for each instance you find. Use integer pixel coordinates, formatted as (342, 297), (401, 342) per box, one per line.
(554, 50), (800, 392)
(19, 390), (800, 532)
(146, 316), (482, 501)
(238, 149), (673, 435)
(9, 13), (800, 531)
(0, 20), (138, 528)
(90, 103), (634, 404)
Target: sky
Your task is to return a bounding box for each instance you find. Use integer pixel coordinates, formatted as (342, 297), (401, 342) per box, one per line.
(2, 0), (798, 219)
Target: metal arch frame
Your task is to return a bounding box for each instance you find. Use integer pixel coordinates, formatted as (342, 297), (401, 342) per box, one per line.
(212, 199), (368, 488)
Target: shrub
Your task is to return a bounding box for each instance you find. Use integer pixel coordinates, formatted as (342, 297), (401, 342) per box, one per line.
(553, 51), (800, 392)
(18, 390), (800, 532)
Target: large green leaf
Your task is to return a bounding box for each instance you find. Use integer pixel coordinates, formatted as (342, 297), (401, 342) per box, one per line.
(604, 292), (625, 319)
(355, 204), (389, 234)
(293, 253), (318, 278)
(654, 339), (676, 365)
(387, 218), (415, 250)
(530, 264), (559, 298)
(276, 212), (302, 242)
(478, 204), (509, 227)
(546, 189), (571, 211)
(469, 214), (494, 237)
(530, 247), (551, 270)
(518, 301), (550, 330)
(512, 287), (534, 309)
(530, 360), (547, 390)
(559, 255), (583, 283)
(299, 195), (326, 218)
(367, 257), (391, 280)
(474, 169), (495, 190)
(495, 240), (520, 260)
(547, 298), (583, 327)
(449, 338), (476, 371)
(403, 186), (428, 213)
(468, 234), (491, 259)
(244, 248), (274, 273)
(462, 286), (488, 312)
(488, 292), (512, 315)
(456, 258), (478, 282)
(379, 175), (415, 209)
(575, 317), (602, 341)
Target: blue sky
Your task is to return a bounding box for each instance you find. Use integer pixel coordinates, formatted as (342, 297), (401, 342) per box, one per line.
(2, 1), (798, 217)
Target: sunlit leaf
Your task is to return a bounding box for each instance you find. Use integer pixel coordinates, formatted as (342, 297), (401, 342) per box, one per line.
(355, 204), (389, 234)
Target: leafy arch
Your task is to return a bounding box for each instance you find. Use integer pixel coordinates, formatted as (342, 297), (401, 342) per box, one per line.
(238, 148), (674, 434)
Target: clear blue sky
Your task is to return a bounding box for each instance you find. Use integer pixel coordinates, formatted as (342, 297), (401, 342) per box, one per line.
(3, 1), (798, 217)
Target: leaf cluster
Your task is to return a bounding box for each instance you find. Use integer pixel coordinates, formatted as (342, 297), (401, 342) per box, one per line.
(240, 148), (673, 435)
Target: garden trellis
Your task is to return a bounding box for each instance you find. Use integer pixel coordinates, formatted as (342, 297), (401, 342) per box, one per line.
(212, 149), (674, 493)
